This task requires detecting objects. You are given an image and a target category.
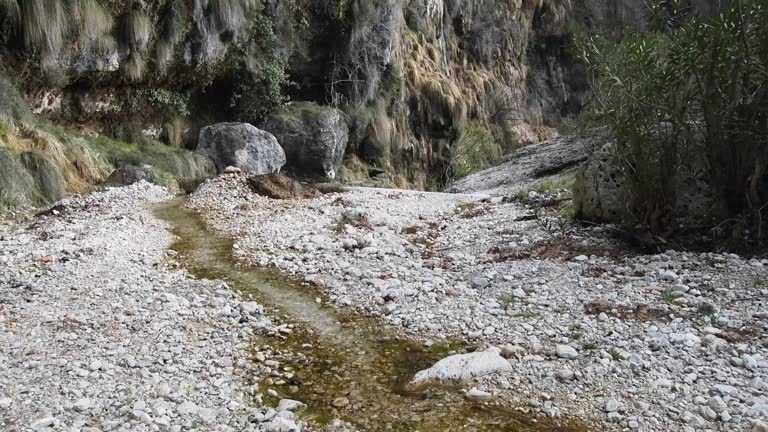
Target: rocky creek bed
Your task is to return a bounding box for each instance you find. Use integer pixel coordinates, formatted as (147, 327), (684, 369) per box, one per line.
(0, 183), (276, 432)
(1, 174), (767, 432)
(0, 181), (587, 432)
(154, 198), (585, 432)
(188, 173), (768, 432)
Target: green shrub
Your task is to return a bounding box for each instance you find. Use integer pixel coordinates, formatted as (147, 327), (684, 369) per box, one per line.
(229, 14), (290, 124)
(450, 120), (502, 179)
(144, 89), (191, 117)
(578, 0), (768, 245)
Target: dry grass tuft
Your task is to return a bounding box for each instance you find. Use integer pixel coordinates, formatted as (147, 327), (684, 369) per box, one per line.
(77, 0), (114, 52)
(156, 0), (183, 71)
(4, 122), (109, 192)
(119, 8), (152, 80)
(209, 0), (257, 34)
(19, 0), (68, 72)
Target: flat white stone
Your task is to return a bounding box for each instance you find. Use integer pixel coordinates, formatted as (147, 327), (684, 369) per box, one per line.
(409, 349), (513, 386)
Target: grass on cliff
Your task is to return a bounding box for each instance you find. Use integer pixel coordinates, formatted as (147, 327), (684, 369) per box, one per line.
(1, 120), (215, 211)
(2, 122), (110, 192)
(83, 133), (214, 180)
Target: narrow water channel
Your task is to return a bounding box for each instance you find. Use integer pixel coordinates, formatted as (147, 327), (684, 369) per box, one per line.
(153, 198), (588, 432)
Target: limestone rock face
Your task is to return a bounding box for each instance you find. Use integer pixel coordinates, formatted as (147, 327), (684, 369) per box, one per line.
(451, 133), (593, 195)
(263, 103), (349, 180)
(572, 142), (627, 223)
(198, 123), (286, 176)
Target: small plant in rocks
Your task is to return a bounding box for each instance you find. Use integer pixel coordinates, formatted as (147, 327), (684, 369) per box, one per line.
(660, 292), (683, 303)
(511, 311), (539, 319)
(610, 349), (621, 361)
(534, 207), (574, 238)
(497, 295), (518, 309)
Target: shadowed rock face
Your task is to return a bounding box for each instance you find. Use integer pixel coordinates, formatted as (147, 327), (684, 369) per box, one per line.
(0, 148), (38, 207)
(263, 103), (349, 180)
(198, 123), (286, 176)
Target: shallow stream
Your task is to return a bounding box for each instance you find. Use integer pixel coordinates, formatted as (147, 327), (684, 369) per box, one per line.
(153, 199), (588, 432)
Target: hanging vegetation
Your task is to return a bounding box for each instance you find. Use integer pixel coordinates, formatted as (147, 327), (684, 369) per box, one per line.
(18, 0), (68, 72)
(156, 0), (184, 72)
(76, 0), (115, 53)
(118, 8), (153, 81)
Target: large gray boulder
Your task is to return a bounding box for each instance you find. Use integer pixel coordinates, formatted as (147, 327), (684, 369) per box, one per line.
(263, 102), (348, 179)
(198, 123), (286, 175)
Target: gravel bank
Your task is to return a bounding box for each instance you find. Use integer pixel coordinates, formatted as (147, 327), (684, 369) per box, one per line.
(0, 182), (305, 432)
(191, 174), (768, 432)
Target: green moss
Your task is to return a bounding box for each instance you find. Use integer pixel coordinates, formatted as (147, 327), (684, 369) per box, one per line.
(141, 88), (190, 116)
(0, 147), (38, 210)
(85, 135), (215, 180)
(20, 150), (65, 204)
(337, 154), (374, 184)
(155, 169), (179, 189)
(559, 205), (576, 219)
(0, 77), (34, 124)
(610, 350), (621, 361)
(269, 102), (329, 130)
(380, 62), (403, 102)
(660, 292), (683, 303)
(0, 122), (10, 138)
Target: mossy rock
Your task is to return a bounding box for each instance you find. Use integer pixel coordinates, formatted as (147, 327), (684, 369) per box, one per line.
(0, 77), (34, 125)
(0, 147), (37, 209)
(263, 102), (349, 179)
(20, 151), (66, 205)
(88, 137), (216, 180)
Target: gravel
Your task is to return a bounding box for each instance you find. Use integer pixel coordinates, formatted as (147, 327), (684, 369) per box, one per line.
(0, 182), (304, 432)
(190, 173), (768, 431)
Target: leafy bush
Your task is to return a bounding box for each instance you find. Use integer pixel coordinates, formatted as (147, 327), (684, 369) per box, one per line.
(450, 120), (502, 179)
(144, 89), (191, 117)
(229, 14), (290, 124)
(578, 0), (768, 245)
